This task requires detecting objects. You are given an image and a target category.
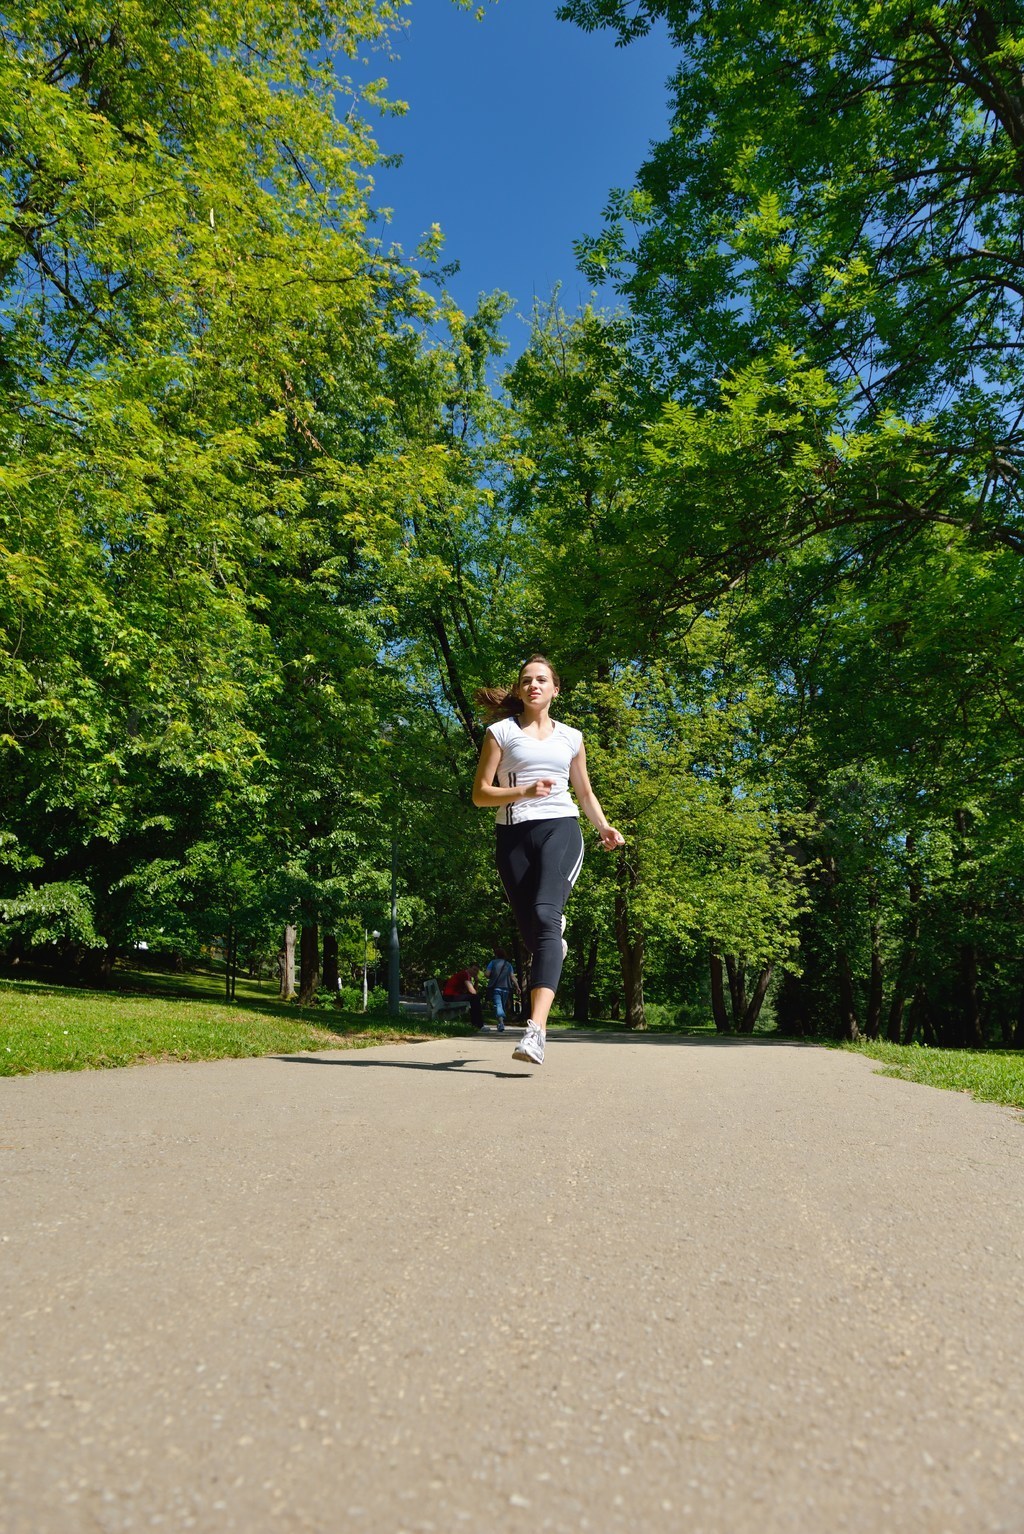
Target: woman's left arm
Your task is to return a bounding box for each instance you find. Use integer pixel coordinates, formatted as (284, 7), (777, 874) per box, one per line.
(569, 741), (625, 850)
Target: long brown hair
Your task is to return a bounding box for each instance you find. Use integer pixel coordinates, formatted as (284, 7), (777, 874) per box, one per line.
(475, 654), (561, 723)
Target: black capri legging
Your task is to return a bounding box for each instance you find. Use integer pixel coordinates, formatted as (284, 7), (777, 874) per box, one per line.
(495, 818), (585, 993)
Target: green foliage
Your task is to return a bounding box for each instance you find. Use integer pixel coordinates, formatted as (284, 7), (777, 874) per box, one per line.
(0, 881), (103, 950)
(567, 1), (1024, 403)
(0, 0), (438, 976)
(5, 0), (1024, 1058)
(550, 0), (1024, 1044)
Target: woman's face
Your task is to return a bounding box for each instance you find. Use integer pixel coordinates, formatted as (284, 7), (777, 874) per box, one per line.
(518, 663), (559, 709)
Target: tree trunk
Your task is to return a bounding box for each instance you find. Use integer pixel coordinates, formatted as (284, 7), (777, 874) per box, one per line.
(837, 950), (860, 1041)
(81, 942), (116, 986)
(709, 949), (731, 1033)
(908, 985), (937, 1047)
(952, 811), (984, 1047)
(956, 940), (984, 1048)
(225, 923), (237, 1002)
(572, 936), (599, 1023)
(738, 964), (773, 1034)
(865, 910), (883, 1041)
(298, 921), (319, 1006)
(725, 954), (748, 1028)
(509, 927), (527, 1016)
(821, 854), (859, 1040)
(614, 858), (645, 1029)
(885, 947), (914, 1043)
(621, 939), (645, 1030)
(279, 924), (296, 1000)
(886, 835), (921, 1042)
(321, 931), (339, 998)
(903, 986), (920, 1045)
(774, 970), (807, 1036)
(1013, 982), (1024, 1049)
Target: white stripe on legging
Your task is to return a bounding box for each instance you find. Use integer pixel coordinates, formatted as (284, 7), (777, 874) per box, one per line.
(567, 835), (585, 888)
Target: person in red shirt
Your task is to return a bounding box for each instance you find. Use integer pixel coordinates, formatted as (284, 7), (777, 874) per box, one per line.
(443, 963), (484, 1030)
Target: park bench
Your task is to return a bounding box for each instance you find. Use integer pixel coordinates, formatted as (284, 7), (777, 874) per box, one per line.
(424, 977), (471, 1022)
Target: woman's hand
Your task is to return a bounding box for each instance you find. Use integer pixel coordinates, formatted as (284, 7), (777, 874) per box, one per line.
(523, 778), (558, 799)
(569, 746), (624, 849)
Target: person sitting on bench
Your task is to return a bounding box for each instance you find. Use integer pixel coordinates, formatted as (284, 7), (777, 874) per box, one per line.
(442, 963), (484, 1030)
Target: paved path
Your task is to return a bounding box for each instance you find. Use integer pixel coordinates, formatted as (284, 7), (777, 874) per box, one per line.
(1, 1031), (1022, 1534)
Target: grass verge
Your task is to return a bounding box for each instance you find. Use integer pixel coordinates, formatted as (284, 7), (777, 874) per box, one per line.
(0, 968), (459, 1076)
(846, 1039), (1024, 1111)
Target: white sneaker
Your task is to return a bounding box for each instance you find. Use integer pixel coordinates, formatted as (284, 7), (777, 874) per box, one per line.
(560, 913), (568, 960)
(512, 1022), (545, 1065)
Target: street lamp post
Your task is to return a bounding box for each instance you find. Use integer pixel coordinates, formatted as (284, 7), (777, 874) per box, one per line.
(387, 837), (400, 1017)
(362, 928), (380, 1013)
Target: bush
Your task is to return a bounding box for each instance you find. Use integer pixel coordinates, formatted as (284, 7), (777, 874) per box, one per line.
(313, 984), (389, 1016)
(0, 881), (103, 953)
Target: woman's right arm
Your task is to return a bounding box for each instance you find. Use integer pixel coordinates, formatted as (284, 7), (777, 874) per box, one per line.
(472, 731), (556, 809)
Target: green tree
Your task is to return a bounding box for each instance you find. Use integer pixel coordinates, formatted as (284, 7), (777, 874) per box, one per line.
(0, 0), (428, 971)
(551, 0), (1024, 1043)
(564, 0), (1024, 568)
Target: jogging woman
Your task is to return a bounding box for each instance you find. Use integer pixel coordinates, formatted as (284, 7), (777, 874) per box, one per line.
(472, 655), (624, 1065)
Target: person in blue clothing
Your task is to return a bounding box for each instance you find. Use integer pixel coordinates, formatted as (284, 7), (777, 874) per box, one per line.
(472, 655), (624, 1067)
(484, 945), (520, 1032)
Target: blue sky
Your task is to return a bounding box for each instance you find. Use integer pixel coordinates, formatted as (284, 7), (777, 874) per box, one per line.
(359, 0), (675, 350)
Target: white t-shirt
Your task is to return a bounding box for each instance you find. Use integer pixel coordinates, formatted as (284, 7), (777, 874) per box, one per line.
(487, 716), (583, 827)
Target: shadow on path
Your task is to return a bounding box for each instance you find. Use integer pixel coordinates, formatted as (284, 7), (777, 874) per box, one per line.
(274, 1055), (532, 1081)
(547, 1031), (817, 1048)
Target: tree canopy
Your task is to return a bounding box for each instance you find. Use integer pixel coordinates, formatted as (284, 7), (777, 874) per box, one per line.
(3, 0), (1024, 1047)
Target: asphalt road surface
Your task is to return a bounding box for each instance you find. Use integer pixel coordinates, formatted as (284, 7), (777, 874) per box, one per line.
(1, 1030), (1022, 1534)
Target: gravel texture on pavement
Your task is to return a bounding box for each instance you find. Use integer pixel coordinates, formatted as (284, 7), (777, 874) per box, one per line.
(1, 1031), (1022, 1534)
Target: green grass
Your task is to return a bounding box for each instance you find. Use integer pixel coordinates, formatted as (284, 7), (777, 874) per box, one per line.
(0, 966), (458, 1076)
(846, 1039), (1024, 1110)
